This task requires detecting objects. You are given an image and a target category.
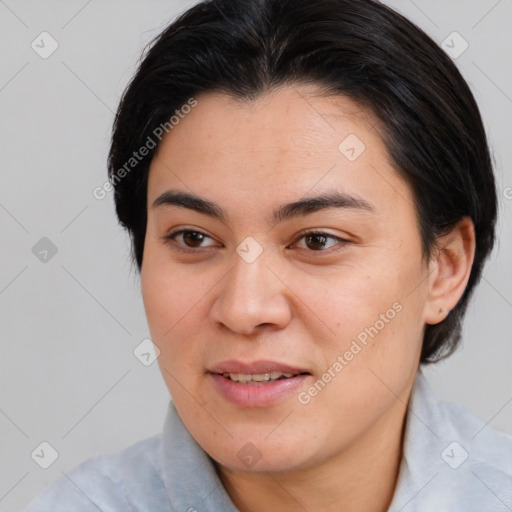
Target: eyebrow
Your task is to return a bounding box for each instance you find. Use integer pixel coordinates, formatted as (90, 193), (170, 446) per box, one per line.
(152, 189), (375, 225)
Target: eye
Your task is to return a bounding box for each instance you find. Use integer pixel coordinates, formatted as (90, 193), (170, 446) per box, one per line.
(162, 229), (349, 254)
(163, 229), (220, 252)
(292, 231), (349, 253)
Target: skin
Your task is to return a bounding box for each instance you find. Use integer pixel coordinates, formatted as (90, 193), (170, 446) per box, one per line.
(140, 84), (475, 512)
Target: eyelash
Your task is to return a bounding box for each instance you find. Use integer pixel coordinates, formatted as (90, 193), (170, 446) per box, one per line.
(162, 229), (350, 255)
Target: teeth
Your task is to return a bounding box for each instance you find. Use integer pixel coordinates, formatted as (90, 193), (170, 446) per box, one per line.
(222, 372), (295, 383)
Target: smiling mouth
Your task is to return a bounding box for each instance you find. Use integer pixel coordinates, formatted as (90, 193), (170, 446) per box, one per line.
(209, 363), (311, 406)
(220, 371), (309, 384)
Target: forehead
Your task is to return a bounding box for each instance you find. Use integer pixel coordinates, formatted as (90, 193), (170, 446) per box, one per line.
(154, 85), (387, 156)
(147, 85), (415, 222)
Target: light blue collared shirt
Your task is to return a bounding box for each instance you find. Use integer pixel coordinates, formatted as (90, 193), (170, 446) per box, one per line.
(21, 369), (512, 511)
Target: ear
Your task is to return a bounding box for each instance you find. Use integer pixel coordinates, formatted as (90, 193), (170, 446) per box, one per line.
(423, 216), (476, 325)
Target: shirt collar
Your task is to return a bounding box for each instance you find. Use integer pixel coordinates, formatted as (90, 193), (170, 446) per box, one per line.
(387, 367), (508, 511)
(387, 367), (447, 510)
(159, 402), (240, 511)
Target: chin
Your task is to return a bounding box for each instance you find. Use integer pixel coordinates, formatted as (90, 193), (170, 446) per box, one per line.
(205, 431), (317, 474)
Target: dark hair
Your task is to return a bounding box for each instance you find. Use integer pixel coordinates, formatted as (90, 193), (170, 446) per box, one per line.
(107, 0), (497, 363)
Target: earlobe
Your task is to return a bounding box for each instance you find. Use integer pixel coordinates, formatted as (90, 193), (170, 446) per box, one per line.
(424, 217), (476, 325)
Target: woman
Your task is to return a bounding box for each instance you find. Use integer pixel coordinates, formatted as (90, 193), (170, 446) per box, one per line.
(22, 0), (511, 510)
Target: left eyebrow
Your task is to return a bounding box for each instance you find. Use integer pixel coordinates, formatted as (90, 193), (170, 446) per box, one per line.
(151, 189), (376, 226)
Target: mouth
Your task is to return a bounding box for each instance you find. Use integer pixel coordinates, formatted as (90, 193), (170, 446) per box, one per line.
(218, 371), (309, 384)
(208, 359), (311, 381)
(207, 360), (311, 407)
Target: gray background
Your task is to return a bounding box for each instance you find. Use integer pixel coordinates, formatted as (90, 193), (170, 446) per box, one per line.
(1, 1), (511, 510)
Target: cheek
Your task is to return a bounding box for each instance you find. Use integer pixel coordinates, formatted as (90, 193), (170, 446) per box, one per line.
(312, 257), (418, 331)
(142, 267), (205, 404)
(140, 251), (203, 365)
(141, 243), (208, 333)
(297, 268), (424, 439)
(312, 252), (425, 372)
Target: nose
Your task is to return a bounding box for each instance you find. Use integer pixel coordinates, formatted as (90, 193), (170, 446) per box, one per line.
(209, 250), (292, 336)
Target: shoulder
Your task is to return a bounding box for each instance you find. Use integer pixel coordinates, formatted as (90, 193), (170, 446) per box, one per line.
(21, 434), (171, 512)
(393, 371), (512, 511)
(412, 370), (512, 477)
(437, 396), (512, 476)
(426, 398), (512, 510)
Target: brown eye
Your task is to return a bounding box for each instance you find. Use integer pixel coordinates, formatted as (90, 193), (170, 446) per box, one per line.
(163, 229), (219, 251)
(305, 233), (330, 251)
(180, 231), (207, 247)
(294, 231), (349, 253)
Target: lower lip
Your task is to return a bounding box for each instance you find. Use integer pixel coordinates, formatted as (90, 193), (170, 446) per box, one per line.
(208, 373), (310, 407)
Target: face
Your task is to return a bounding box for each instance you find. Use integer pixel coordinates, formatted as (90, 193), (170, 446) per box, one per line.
(141, 85), (430, 474)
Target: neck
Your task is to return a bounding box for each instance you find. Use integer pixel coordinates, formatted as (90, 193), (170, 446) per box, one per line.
(215, 385), (412, 512)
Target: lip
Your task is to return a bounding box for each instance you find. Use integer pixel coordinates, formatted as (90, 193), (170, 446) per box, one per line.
(208, 359), (310, 375)
(208, 359), (311, 408)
